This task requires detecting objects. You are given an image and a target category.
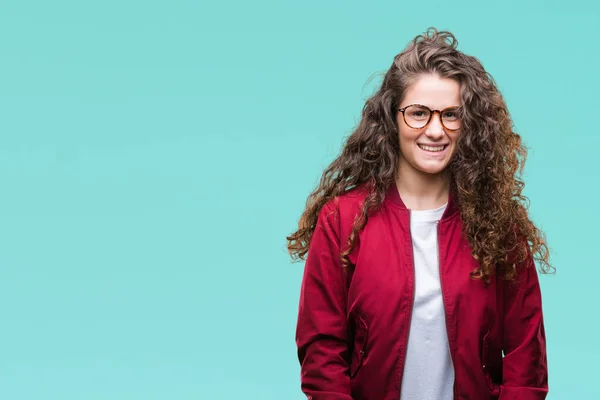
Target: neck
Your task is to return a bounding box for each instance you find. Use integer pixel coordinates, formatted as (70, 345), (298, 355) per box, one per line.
(395, 161), (452, 211)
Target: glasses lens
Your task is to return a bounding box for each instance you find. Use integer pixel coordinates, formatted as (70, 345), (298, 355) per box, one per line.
(404, 105), (430, 129)
(441, 108), (461, 130)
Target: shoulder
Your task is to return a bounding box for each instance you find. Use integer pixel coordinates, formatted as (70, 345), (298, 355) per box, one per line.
(322, 183), (369, 218)
(317, 184), (370, 246)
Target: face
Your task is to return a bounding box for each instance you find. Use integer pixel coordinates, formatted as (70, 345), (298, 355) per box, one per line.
(396, 74), (462, 176)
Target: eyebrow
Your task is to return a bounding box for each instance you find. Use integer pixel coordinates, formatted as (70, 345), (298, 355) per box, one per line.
(400, 103), (461, 109)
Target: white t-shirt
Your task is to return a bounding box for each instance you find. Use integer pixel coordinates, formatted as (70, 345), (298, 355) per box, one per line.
(400, 203), (454, 400)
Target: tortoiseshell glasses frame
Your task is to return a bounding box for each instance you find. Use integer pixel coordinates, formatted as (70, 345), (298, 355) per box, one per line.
(397, 104), (462, 131)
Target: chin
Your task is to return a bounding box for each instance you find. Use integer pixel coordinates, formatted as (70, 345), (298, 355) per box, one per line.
(416, 163), (450, 175)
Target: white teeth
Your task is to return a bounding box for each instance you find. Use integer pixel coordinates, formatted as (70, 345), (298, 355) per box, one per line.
(418, 144), (447, 152)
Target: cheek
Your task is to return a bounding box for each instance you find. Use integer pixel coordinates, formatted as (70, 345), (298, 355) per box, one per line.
(397, 134), (418, 161)
(397, 124), (416, 142)
(449, 132), (461, 150)
(397, 130), (411, 151)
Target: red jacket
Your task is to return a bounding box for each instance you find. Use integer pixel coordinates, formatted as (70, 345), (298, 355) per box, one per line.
(296, 183), (548, 400)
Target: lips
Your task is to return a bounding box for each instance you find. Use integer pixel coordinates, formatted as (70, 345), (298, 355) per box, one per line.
(417, 143), (448, 152)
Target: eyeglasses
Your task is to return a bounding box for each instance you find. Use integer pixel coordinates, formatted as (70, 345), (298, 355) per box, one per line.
(398, 104), (462, 131)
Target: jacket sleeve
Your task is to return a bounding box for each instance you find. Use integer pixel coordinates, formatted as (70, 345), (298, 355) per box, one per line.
(499, 247), (549, 400)
(295, 200), (353, 400)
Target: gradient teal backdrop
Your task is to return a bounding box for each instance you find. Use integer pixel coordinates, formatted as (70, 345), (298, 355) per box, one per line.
(0, 0), (597, 398)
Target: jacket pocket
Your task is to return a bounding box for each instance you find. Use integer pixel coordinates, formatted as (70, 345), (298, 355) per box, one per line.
(481, 330), (501, 397)
(350, 316), (368, 378)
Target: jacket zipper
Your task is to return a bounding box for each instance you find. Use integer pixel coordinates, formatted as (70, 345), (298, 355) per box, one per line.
(400, 209), (416, 392)
(436, 220), (457, 397)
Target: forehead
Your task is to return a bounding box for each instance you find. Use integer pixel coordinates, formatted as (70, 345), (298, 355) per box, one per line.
(400, 74), (461, 109)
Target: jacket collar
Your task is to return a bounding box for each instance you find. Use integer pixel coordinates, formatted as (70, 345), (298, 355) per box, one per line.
(384, 180), (460, 220)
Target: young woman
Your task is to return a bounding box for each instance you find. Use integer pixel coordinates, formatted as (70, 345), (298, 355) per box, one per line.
(286, 28), (552, 400)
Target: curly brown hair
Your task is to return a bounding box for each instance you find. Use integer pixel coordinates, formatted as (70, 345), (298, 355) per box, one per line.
(286, 27), (553, 283)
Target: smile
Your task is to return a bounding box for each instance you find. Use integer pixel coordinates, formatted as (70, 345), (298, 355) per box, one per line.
(417, 144), (448, 152)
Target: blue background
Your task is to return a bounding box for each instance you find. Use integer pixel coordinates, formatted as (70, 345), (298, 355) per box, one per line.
(0, 0), (597, 398)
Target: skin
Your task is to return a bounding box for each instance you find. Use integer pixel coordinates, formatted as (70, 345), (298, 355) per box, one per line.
(395, 73), (462, 211)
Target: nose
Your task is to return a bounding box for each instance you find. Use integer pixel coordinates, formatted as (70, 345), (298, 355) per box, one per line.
(425, 111), (446, 139)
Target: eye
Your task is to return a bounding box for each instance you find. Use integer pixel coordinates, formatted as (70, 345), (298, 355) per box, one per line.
(443, 109), (460, 120)
(406, 106), (430, 120)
